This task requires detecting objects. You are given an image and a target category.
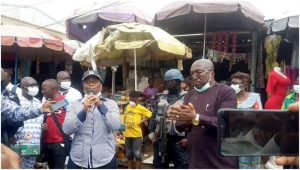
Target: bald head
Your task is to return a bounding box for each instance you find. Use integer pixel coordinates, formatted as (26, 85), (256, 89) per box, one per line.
(42, 79), (59, 99)
(20, 77), (37, 88)
(191, 59), (214, 72)
(190, 59), (215, 89)
(57, 71), (70, 82)
(42, 79), (59, 89)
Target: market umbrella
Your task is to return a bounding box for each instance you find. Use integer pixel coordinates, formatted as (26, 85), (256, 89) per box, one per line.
(1, 25), (74, 83)
(66, 0), (153, 42)
(1, 25), (74, 60)
(154, 0), (264, 57)
(73, 22), (192, 90)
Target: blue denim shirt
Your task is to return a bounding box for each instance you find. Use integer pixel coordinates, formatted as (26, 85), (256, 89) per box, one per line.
(1, 95), (43, 122)
(62, 97), (121, 168)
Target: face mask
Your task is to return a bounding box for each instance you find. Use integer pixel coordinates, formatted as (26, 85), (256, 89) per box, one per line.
(167, 80), (180, 94)
(27, 86), (39, 97)
(294, 85), (299, 94)
(60, 81), (71, 90)
(194, 72), (211, 93)
(129, 101), (136, 107)
(231, 84), (242, 94)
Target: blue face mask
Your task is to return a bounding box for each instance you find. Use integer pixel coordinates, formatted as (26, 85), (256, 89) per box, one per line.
(194, 73), (211, 93)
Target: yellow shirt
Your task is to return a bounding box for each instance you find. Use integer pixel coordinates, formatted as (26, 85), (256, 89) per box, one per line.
(123, 104), (152, 138)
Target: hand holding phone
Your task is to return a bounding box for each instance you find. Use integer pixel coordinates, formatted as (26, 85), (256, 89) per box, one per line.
(50, 99), (68, 112)
(217, 109), (299, 156)
(42, 100), (56, 113)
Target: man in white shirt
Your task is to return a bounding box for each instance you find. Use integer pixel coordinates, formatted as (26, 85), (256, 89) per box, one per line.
(55, 71), (83, 166)
(56, 71), (82, 102)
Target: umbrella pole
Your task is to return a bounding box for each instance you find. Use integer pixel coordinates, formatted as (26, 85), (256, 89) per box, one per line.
(112, 67), (115, 96)
(14, 46), (19, 84)
(134, 48), (137, 91)
(202, 13), (207, 59)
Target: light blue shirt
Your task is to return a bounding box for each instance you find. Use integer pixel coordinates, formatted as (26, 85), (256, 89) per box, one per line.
(62, 97), (121, 168)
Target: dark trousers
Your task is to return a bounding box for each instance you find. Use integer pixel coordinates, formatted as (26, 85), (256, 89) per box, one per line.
(153, 136), (189, 169)
(67, 155), (117, 169)
(45, 142), (67, 169)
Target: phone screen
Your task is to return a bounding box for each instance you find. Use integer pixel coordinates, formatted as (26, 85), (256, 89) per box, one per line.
(50, 99), (69, 112)
(217, 109), (299, 156)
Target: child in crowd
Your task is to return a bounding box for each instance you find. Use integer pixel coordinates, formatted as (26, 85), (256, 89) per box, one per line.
(123, 91), (152, 169)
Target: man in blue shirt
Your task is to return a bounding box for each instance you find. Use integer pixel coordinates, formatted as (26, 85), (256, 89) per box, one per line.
(1, 68), (52, 147)
(63, 70), (121, 169)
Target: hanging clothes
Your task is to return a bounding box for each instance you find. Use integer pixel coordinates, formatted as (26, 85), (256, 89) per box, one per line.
(265, 71), (291, 109)
(21, 60), (32, 78)
(286, 66), (299, 87)
(277, 40), (293, 65)
(255, 42), (265, 88)
(214, 59), (230, 82)
(291, 37), (299, 69)
(264, 35), (282, 78)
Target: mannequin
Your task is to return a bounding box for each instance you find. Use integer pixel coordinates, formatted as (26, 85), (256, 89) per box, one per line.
(273, 67), (287, 79)
(265, 67), (291, 109)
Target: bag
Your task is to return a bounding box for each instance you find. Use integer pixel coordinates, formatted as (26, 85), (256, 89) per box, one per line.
(50, 112), (72, 156)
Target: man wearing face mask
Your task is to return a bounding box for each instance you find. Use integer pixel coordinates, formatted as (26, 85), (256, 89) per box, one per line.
(62, 70), (121, 169)
(57, 71), (82, 102)
(1, 68), (53, 147)
(168, 59), (238, 168)
(148, 69), (189, 168)
(12, 77), (43, 169)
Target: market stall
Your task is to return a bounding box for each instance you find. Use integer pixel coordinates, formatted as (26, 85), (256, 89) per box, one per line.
(154, 0), (265, 89)
(265, 15), (299, 87)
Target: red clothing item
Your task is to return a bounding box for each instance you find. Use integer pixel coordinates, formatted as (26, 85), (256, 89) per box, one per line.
(265, 71), (291, 109)
(43, 95), (66, 143)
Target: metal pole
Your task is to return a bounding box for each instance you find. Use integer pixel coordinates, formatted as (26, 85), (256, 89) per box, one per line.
(122, 61), (127, 89)
(173, 31), (251, 38)
(14, 46), (19, 84)
(134, 48), (137, 91)
(202, 13), (207, 59)
(112, 67), (115, 95)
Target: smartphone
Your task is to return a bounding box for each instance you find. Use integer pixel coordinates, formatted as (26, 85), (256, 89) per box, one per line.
(217, 109), (299, 156)
(50, 98), (69, 112)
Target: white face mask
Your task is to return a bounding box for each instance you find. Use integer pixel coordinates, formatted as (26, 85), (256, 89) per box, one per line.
(60, 81), (71, 90)
(27, 86), (39, 97)
(231, 84), (242, 94)
(194, 72), (211, 93)
(294, 85), (299, 94)
(129, 101), (137, 107)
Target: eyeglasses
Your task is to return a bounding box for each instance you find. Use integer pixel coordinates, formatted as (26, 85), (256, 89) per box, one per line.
(190, 70), (211, 76)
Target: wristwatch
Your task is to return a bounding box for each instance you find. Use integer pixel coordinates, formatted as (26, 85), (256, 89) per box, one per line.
(192, 114), (200, 125)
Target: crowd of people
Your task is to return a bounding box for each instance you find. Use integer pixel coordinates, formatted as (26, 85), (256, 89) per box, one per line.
(1, 58), (299, 169)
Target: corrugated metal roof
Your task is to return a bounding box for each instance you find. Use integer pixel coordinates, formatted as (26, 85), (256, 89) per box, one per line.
(1, 3), (66, 33)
